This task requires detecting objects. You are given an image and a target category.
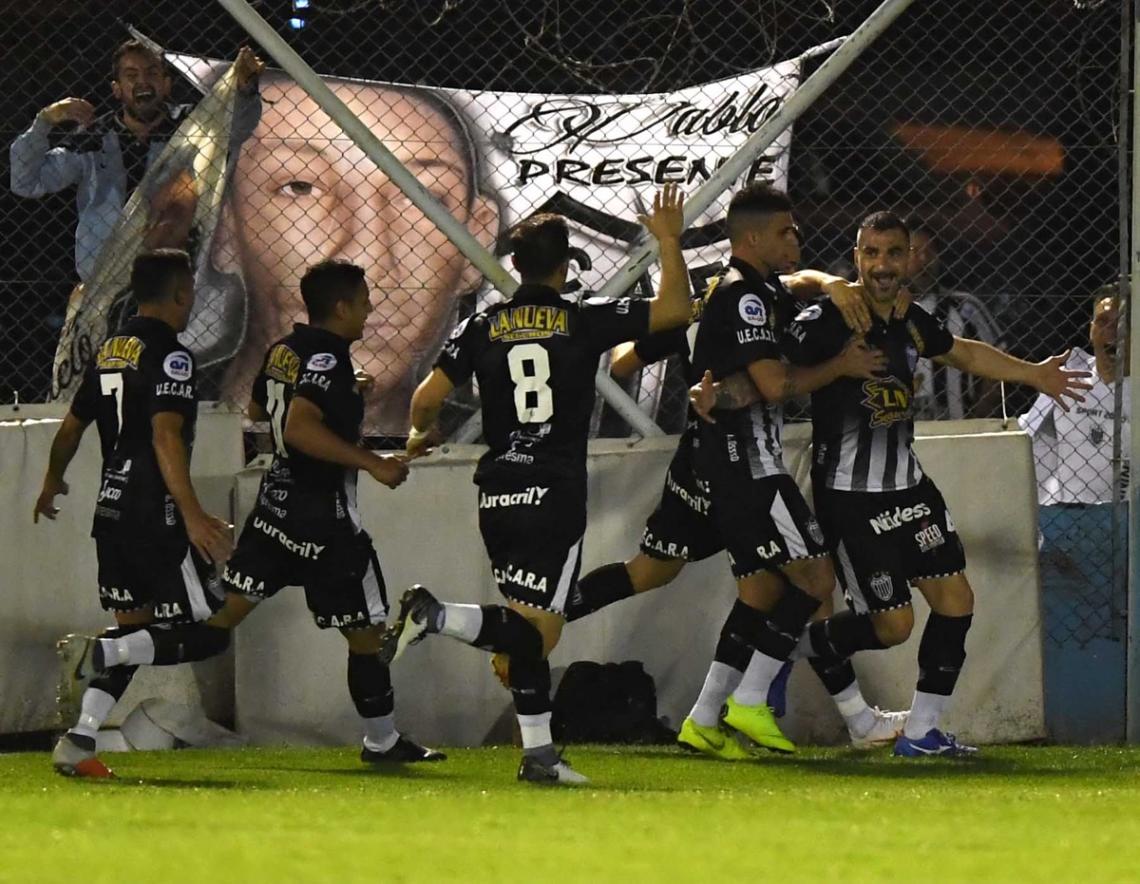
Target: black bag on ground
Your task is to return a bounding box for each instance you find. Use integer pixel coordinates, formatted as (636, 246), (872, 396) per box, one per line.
(551, 660), (677, 744)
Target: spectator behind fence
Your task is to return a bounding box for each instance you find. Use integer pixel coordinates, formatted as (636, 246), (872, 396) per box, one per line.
(906, 218), (1006, 420)
(196, 72), (500, 435)
(9, 41), (263, 284)
(1019, 287), (1130, 506)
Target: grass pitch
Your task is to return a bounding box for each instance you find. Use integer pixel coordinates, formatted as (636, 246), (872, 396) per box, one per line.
(2, 744), (1140, 883)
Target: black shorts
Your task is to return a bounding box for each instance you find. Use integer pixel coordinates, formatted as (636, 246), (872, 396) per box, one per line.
(221, 508), (388, 630)
(95, 534), (222, 622)
(477, 476), (585, 614)
(640, 431), (722, 563)
(710, 472), (828, 577)
(813, 475), (966, 613)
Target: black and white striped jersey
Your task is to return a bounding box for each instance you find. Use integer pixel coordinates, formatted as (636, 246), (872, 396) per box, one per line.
(784, 299), (954, 492)
(691, 257), (797, 480)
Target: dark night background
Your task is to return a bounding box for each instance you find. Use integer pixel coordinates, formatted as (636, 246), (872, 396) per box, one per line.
(0, 0), (1125, 410)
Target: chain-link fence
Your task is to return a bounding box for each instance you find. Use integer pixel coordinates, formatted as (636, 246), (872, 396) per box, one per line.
(0, 1), (1129, 655)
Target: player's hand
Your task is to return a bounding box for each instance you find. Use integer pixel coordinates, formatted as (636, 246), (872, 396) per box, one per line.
(688, 370), (718, 424)
(637, 182), (685, 243)
(33, 476), (69, 523)
(186, 511), (234, 566)
(836, 335), (887, 379)
(823, 280), (871, 334)
(893, 285), (913, 319)
(368, 453), (410, 489)
(232, 46), (265, 91)
(41, 98), (95, 128)
(1034, 350), (1094, 412)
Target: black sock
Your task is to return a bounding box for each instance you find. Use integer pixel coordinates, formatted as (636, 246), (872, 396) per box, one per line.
(564, 563), (634, 623)
(745, 586), (821, 662)
(808, 609), (887, 659)
(808, 656), (857, 696)
(347, 653), (394, 718)
(473, 606), (544, 657)
(148, 623), (231, 665)
(917, 613), (972, 696)
(508, 655), (552, 717)
(714, 600), (762, 671)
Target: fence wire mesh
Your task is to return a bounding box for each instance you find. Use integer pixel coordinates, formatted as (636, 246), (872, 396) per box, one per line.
(0, 0), (1129, 649)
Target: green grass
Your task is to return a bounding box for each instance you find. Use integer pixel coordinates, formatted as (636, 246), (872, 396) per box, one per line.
(2, 745), (1140, 882)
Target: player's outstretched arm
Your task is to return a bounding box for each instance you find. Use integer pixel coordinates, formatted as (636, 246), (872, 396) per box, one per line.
(33, 412), (89, 523)
(284, 396), (408, 488)
(407, 368), (455, 459)
(746, 336), (887, 405)
(936, 339), (1093, 412)
(153, 412), (234, 564)
(639, 183), (691, 333)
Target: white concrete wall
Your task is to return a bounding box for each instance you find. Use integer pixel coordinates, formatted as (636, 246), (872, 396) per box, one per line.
(1, 406), (1043, 745)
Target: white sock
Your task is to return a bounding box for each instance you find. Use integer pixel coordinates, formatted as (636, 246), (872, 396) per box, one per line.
(833, 682), (874, 737)
(689, 662), (744, 726)
(904, 690), (949, 739)
(102, 630), (155, 667)
(362, 713), (399, 753)
(729, 652), (785, 707)
(518, 711), (553, 751)
(69, 687), (117, 740)
(439, 603), (482, 644)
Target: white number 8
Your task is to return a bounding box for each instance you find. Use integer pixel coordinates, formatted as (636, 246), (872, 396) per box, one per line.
(507, 343), (553, 423)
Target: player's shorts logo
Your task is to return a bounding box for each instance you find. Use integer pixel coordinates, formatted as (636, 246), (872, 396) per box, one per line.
(738, 294), (767, 327)
(914, 523), (946, 553)
(306, 352), (338, 371)
(869, 571), (894, 601)
(163, 350), (193, 381)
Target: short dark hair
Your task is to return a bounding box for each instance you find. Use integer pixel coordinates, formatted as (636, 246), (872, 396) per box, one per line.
(508, 214), (570, 281)
(131, 249), (192, 303)
(300, 260), (367, 321)
(859, 211), (910, 241)
(726, 183), (793, 242)
(112, 40), (163, 81)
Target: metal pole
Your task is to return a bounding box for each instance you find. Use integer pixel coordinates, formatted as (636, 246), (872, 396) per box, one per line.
(1127, 0), (1140, 743)
(213, 0), (518, 298)
(591, 0), (919, 303)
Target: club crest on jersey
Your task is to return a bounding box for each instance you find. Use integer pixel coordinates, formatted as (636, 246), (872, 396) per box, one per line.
(860, 377), (911, 428)
(96, 336), (143, 370)
(738, 293), (767, 327)
(265, 344), (300, 383)
(307, 352), (337, 372)
(163, 350), (193, 381)
(869, 572), (894, 601)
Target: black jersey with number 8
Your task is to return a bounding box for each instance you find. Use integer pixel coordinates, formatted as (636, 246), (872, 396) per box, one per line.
(435, 284), (650, 483)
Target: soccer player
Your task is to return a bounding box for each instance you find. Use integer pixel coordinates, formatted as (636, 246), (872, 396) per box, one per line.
(560, 261), (909, 751)
(61, 260), (443, 765)
(34, 249), (234, 777)
(381, 185), (692, 785)
(699, 211), (1091, 756)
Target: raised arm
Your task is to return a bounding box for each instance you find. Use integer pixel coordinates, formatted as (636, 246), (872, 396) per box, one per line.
(640, 183), (692, 333)
(407, 368), (456, 459)
(936, 338), (1092, 412)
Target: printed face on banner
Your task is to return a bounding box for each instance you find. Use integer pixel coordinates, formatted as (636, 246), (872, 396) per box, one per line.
(213, 73), (499, 433)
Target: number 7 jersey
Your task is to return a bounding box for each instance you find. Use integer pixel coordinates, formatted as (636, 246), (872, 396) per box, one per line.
(69, 315), (198, 537)
(436, 284), (650, 483)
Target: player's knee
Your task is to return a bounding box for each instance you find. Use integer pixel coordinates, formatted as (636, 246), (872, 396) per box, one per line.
(784, 557), (835, 602)
(628, 556), (684, 593)
(871, 607), (914, 647)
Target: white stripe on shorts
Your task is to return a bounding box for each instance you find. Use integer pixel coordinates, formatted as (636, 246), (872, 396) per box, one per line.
(180, 550), (213, 622)
(361, 554), (387, 624)
(345, 472), (362, 532)
(549, 536), (584, 615)
(835, 540), (868, 615)
(771, 490), (808, 560)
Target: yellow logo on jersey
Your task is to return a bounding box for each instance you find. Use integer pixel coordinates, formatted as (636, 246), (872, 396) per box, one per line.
(95, 336), (143, 370)
(264, 343), (300, 384)
(488, 305), (570, 342)
(861, 378), (911, 428)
